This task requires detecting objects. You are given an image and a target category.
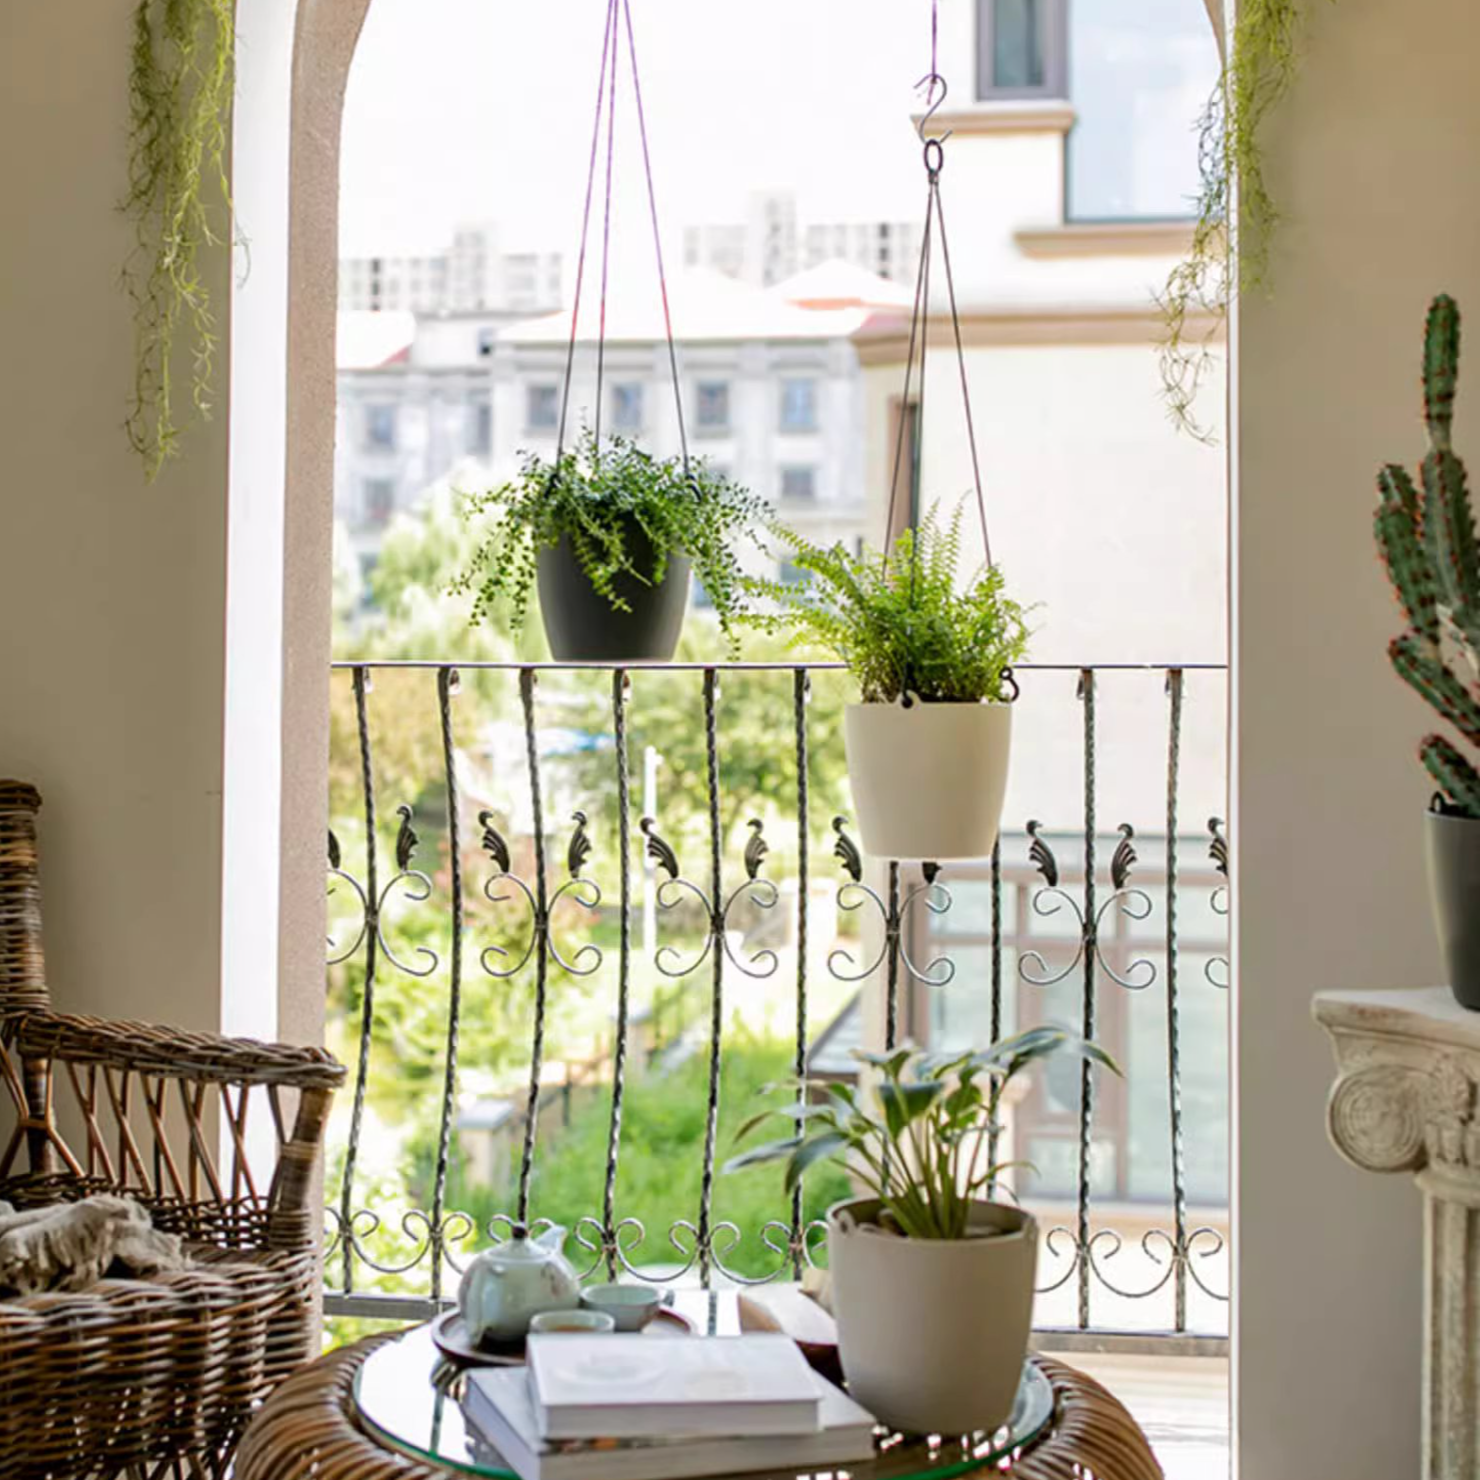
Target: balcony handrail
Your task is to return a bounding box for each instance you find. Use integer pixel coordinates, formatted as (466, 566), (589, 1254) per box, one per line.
(330, 659), (1229, 672)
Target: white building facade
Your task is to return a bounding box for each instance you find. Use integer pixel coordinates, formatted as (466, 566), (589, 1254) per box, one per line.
(333, 267), (906, 580)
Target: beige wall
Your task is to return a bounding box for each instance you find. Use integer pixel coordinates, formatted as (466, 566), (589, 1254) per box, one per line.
(0, 0), (231, 1033)
(1234, 0), (1480, 1473)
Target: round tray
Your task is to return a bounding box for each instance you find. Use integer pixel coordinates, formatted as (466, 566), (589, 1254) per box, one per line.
(353, 1324), (1056, 1480)
(431, 1306), (695, 1366)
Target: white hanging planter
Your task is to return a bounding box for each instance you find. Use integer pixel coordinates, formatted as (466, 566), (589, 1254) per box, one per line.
(844, 699), (1012, 861)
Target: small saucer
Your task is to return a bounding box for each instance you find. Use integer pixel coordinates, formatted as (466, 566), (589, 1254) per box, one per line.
(431, 1304), (694, 1365)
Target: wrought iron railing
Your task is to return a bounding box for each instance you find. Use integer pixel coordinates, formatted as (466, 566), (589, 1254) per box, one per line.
(322, 660), (1229, 1351)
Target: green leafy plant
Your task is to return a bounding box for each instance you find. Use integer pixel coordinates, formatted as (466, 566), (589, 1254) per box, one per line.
(1160, 0), (1316, 438)
(1375, 294), (1480, 819)
(124, 0), (238, 480)
(725, 1028), (1118, 1241)
(455, 432), (768, 653)
(745, 505), (1029, 703)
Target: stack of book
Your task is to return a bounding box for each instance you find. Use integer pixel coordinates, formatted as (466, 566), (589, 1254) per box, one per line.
(463, 1332), (877, 1480)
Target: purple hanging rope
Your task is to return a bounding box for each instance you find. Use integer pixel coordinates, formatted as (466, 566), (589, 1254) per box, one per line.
(555, 0), (619, 462)
(553, 0), (693, 476)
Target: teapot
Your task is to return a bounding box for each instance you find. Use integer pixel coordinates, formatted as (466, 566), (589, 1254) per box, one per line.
(458, 1223), (580, 1344)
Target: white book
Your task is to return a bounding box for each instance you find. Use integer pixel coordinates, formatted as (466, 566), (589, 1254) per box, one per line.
(465, 1365), (876, 1480)
(525, 1333), (823, 1441)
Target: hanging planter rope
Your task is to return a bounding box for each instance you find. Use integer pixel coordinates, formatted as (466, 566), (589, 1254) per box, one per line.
(457, 0), (769, 662)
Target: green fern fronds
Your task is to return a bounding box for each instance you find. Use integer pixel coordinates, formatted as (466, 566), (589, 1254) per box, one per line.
(744, 505), (1030, 704)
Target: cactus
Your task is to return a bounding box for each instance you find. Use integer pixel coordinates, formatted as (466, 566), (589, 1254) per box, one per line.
(1377, 294), (1480, 818)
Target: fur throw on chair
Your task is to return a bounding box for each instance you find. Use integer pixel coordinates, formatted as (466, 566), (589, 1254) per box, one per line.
(0, 1195), (188, 1296)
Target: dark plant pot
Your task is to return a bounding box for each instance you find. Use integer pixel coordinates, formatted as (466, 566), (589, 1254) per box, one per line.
(1426, 805), (1480, 1010)
(535, 522), (690, 663)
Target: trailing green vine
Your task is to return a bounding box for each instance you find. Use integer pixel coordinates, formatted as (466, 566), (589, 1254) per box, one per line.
(123, 0), (237, 480)
(1160, 0), (1310, 439)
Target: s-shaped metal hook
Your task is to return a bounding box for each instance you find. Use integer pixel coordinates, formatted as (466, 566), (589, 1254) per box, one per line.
(915, 70), (951, 175)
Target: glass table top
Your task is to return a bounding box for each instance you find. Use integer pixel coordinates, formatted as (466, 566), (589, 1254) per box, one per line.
(353, 1320), (1056, 1480)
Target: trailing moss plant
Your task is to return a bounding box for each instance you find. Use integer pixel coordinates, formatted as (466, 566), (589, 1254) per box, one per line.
(454, 432), (769, 653)
(1160, 0), (1313, 439)
(124, 0), (237, 480)
(725, 1029), (1118, 1240)
(744, 505), (1029, 703)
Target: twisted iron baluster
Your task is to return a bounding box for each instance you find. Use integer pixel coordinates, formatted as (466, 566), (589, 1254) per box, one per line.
(601, 670), (632, 1280)
(429, 667), (464, 1302)
(697, 668), (723, 1286)
(987, 834), (1004, 1190)
(885, 862), (901, 1049)
(1165, 668), (1188, 1331)
(1077, 668), (1097, 1331)
(517, 669), (550, 1224)
(339, 666), (378, 1296)
(790, 668), (810, 1277)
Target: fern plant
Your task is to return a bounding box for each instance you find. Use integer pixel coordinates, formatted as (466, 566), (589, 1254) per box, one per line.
(454, 432), (768, 653)
(124, 0), (238, 480)
(746, 506), (1029, 703)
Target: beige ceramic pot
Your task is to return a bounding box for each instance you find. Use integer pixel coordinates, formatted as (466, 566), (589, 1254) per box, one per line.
(843, 701), (1012, 861)
(827, 1198), (1037, 1436)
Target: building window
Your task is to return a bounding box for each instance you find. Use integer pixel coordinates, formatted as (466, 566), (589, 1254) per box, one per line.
(364, 404), (397, 451)
(469, 401), (493, 456)
(363, 478), (396, 526)
(526, 384), (559, 432)
(610, 382), (644, 433)
(1065, 0), (1221, 220)
(694, 381), (730, 434)
(778, 561), (810, 586)
(976, 0), (1067, 100)
(779, 466), (817, 502)
(779, 377), (819, 433)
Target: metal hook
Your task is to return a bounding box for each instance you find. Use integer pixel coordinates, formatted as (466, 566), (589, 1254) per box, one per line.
(915, 70), (952, 146)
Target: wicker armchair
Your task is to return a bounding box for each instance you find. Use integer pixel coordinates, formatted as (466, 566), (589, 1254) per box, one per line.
(0, 782), (345, 1478)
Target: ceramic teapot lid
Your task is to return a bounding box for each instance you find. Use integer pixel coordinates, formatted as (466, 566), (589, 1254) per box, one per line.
(480, 1222), (564, 1269)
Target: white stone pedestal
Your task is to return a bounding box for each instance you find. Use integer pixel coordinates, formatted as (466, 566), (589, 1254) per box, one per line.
(1314, 986), (1480, 1479)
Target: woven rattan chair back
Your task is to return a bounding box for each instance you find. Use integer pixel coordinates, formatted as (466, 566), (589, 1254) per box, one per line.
(0, 782), (47, 1013)
(0, 779), (345, 1478)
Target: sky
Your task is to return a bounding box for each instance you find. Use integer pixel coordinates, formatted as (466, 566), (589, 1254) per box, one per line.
(338, 0), (946, 259)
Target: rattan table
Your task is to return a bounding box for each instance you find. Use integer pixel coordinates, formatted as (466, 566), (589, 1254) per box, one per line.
(237, 1325), (1163, 1480)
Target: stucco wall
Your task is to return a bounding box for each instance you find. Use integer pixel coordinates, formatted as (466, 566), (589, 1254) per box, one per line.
(1234, 0), (1480, 1473)
(0, 0), (232, 1032)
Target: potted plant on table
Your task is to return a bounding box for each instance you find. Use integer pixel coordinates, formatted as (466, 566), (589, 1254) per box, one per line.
(1375, 294), (1480, 1009)
(457, 431), (767, 662)
(747, 505), (1030, 860)
(726, 1027), (1117, 1436)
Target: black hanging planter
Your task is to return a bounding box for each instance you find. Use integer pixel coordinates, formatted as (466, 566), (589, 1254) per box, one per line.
(536, 517), (690, 663)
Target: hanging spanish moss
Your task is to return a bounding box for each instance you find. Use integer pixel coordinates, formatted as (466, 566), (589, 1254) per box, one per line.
(1160, 0), (1311, 440)
(123, 0), (237, 480)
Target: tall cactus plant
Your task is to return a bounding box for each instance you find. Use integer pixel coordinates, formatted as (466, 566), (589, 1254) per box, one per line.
(1376, 294), (1480, 819)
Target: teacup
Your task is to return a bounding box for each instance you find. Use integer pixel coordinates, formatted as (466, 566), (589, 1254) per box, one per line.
(578, 1283), (674, 1332)
(528, 1308), (616, 1335)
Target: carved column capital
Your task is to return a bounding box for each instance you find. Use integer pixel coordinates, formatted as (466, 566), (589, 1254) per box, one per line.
(1314, 989), (1480, 1480)
(1327, 1062), (1432, 1173)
